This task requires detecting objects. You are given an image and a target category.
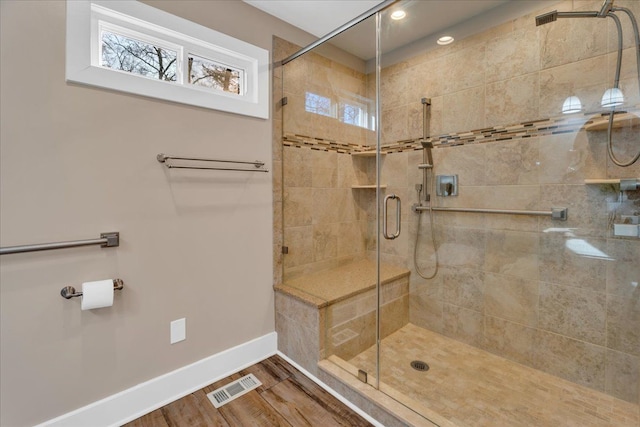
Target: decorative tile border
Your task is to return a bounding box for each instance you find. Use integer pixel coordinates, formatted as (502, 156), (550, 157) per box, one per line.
(282, 134), (361, 154)
(283, 112), (628, 154)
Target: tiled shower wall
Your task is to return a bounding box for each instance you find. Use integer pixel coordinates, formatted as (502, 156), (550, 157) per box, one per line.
(374, 0), (640, 404)
(275, 0), (640, 405)
(279, 39), (375, 280)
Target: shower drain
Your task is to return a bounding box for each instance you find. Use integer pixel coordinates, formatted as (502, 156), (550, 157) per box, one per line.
(410, 360), (430, 372)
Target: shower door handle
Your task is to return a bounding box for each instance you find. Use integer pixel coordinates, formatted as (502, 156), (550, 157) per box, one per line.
(383, 194), (401, 240)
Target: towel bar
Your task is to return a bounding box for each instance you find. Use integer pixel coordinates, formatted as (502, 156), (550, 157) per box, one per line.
(157, 153), (269, 172)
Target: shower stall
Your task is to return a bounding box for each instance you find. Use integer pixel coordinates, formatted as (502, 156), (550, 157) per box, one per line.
(274, 0), (640, 425)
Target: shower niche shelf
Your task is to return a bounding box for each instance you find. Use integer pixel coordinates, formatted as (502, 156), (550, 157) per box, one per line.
(351, 150), (385, 157)
(351, 150), (387, 188)
(584, 178), (639, 190)
(351, 184), (387, 189)
(584, 112), (640, 131)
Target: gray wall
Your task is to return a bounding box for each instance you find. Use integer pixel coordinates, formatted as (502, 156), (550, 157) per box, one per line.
(0, 1), (312, 425)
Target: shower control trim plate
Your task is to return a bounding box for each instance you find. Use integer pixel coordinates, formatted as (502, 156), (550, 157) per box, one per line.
(436, 175), (458, 197)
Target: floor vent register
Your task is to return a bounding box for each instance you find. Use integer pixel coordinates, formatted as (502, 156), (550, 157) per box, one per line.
(206, 374), (262, 408)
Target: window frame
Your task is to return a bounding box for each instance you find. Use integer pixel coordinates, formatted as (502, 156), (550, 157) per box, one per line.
(304, 90), (375, 130)
(66, 0), (269, 119)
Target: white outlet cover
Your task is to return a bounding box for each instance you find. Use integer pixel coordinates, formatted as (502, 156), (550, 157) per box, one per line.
(170, 318), (186, 344)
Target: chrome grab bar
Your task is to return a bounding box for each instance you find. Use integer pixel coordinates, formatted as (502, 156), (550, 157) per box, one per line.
(157, 153), (268, 173)
(383, 194), (401, 240)
(0, 232), (120, 255)
(412, 205), (568, 221)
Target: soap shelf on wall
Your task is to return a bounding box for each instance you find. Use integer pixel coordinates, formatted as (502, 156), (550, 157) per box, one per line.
(351, 150), (387, 189)
(351, 184), (388, 189)
(583, 113), (640, 131)
(584, 178), (639, 191)
(351, 150), (385, 157)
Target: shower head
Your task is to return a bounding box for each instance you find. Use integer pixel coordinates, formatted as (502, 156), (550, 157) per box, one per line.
(535, 11), (557, 26)
(420, 139), (434, 168)
(535, 9), (601, 26)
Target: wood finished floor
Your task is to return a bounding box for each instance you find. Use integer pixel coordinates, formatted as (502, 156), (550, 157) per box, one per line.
(124, 355), (373, 427)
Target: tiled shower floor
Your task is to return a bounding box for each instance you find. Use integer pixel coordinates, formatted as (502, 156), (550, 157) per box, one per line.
(348, 324), (639, 427)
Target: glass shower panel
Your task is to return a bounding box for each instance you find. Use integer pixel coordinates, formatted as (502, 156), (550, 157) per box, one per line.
(280, 0), (638, 424)
(280, 14), (382, 386)
(374, 0), (640, 425)
(371, 0), (442, 416)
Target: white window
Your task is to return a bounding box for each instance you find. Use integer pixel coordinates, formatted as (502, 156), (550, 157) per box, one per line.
(339, 100), (369, 129)
(66, 1), (269, 119)
(188, 55), (244, 94)
(100, 25), (179, 82)
(305, 92), (334, 117)
(304, 91), (374, 130)
(338, 91), (374, 130)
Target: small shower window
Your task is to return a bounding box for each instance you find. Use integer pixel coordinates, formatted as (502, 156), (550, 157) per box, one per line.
(341, 103), (361, 124)
(339, 99), (372, 129)
(305, 92), (374, 130)
(305, 92), (335, 117)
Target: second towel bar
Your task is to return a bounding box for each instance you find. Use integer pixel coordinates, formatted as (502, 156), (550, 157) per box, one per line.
(157, 154), (269, 172)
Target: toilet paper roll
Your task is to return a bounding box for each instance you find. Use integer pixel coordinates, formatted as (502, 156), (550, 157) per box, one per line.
(81, 279), (114, 310)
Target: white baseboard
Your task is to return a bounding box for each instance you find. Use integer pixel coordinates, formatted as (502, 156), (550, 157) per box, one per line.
(37, 332), (277, 427)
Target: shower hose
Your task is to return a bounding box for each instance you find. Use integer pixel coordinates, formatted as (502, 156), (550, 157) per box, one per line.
(608, 6), (640, 167)
(414, 168), (439, 280)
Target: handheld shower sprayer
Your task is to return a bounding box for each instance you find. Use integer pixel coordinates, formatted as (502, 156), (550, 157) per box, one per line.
(535, 0), (613, 26)
(420, 98), (433, 203)
(413, 97), (439, 280)
(535, 0), (640, 166)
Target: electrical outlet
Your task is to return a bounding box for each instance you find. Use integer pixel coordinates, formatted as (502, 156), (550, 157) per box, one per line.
(170, 318), (186, 344)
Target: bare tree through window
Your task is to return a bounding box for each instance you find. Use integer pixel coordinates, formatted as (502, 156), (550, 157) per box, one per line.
(305, 92), (333, 117)
(188, 54), (241, 94)
(101, 31), (177, 81)
(340, 103), (361, 126)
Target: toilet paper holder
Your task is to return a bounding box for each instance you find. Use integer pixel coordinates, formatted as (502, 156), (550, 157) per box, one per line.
(60, 279), (124, 299)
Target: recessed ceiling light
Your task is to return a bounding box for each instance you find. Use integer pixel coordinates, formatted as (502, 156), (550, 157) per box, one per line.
(437, 36), (454, 45)
(390, 10), (406, 20)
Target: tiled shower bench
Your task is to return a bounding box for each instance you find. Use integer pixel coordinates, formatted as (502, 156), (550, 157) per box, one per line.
(274, 259), (410, 376)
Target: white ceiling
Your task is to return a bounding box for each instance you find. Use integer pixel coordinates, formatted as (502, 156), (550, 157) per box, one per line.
(244, 0), (385, 38)
(245, 0), (558, 62)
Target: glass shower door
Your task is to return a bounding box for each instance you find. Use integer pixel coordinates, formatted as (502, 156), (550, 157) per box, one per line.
(279, 13), (382, 388)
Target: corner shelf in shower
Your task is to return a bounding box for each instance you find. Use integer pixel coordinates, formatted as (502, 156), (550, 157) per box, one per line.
(351, 150), (387, 188)
(584, 178), (639, 190)
(583, 112), (640, 131)
(351, 184), (387, 189)
(351, 151), (386, 157)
